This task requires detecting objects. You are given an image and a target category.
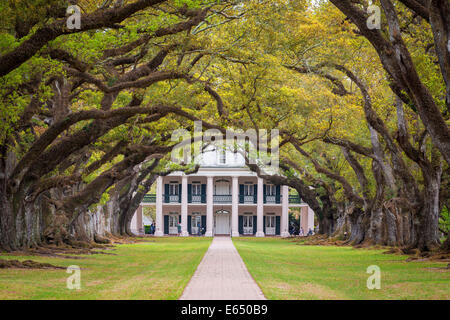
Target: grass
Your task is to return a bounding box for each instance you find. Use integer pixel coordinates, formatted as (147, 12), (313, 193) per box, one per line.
(233, 237), (450, 300)
(0, 237), (211, 300)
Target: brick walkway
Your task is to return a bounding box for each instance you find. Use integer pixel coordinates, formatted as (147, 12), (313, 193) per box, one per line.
(179, 237), (266, 300)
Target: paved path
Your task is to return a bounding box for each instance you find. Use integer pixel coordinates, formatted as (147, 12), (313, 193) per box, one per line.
(180, 237), (266, 300)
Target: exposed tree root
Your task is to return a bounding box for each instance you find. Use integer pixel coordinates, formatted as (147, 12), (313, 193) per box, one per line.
(0, 242), (116, 258)
(94, 234), (112, 244)
(0, 259), (65, 270)
(106, 234), (156, 244)
(289, 234), (347, 246)
(0, 235), (153, 257)
(285, 234), (450, 262)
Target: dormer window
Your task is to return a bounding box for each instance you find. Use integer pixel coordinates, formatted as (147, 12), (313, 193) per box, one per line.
(219, 149), (226, 164)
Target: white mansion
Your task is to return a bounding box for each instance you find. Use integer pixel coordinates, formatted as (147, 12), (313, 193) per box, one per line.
(132, 147), (315, 237)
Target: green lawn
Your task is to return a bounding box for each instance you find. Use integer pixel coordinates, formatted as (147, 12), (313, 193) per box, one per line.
(233, 238), (450, 300)
(0, 237), (211, 300)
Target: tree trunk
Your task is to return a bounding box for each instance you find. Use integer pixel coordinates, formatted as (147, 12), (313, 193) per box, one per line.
(347, 206), (366, 244)
(416, 170), (442, 251)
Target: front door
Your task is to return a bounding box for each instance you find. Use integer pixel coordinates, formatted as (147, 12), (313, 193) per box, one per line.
(214, 212), (230, 235)
(191, 214), (202, 234)
(265, 215), (275, 235)
(169, 214), (179, 235)
(243, 215), (253, 235)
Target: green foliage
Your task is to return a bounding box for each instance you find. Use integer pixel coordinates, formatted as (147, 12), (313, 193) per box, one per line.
(439, 206), (450, 234)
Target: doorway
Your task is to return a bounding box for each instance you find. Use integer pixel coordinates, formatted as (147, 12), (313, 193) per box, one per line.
(191, 213), (202, 235)
(214, 210), (230, 235)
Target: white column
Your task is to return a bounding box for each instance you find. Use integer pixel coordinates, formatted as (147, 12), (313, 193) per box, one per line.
(205, 176), (214, 237)
(154, 176), (164, 236)
(256, 177), (264, 237)
(308, 206), (315, 234)
(231, 176), (239, 237)
(181, 175), (189, 236)
(301, 206), (308, 235)
(281, 185), (290, 237)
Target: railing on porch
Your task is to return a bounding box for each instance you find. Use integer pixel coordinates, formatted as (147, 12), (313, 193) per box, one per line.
(265, 195), (276, 203)
(213, 194), (232, 203)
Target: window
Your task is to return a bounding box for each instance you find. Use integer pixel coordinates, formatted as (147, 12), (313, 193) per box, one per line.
(244, 184), (254, 196)
(265, 214), (276, 235)
(266, 215), (275, 228)
(244, 215), (253, 228)
(169, 214), (178, 227)
(169, 183), (179, 195)
(218, 149), (226, 164)
(192, 183), (201, 195)
(266, 184), (275, 196)
(243, 214), (253, 234)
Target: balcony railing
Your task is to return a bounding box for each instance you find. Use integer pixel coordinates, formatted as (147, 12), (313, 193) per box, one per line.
(143, 193), (303, 204)
(143, 194), (156, 203)
(164, 194), (180, 203)
(213, 194), (232, 203)
(191, 194), (206, 203)
(239, 194), (256, 203)
(289, 195), (302, 204)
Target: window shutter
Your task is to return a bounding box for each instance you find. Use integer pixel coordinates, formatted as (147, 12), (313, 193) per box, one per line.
(253, 216), (257, 234)
(188, 184), (192, 203)
(164, 215), (169, 235)
(188, 216), (192, 235)
(253, 184), (257, 203)
(238, 216), (243, 235)
(201, 184), (206, 203)
(263, 216), (266, 233)
(263, 185), (267, 204)
(178, 184), (182, 203)
(276, 185), (281, 203)
(164, 184), (169, 203)
(239, 184), (244, 203)
(201, 216), (206, 234)
(276, 216), (281, 235)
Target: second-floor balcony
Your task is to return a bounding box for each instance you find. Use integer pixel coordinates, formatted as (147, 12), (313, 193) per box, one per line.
(213, 194), (232, 203)
(142, 193), (304, 205)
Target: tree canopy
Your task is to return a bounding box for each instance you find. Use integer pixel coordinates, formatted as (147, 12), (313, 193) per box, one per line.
(0, 0), (448, 252)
